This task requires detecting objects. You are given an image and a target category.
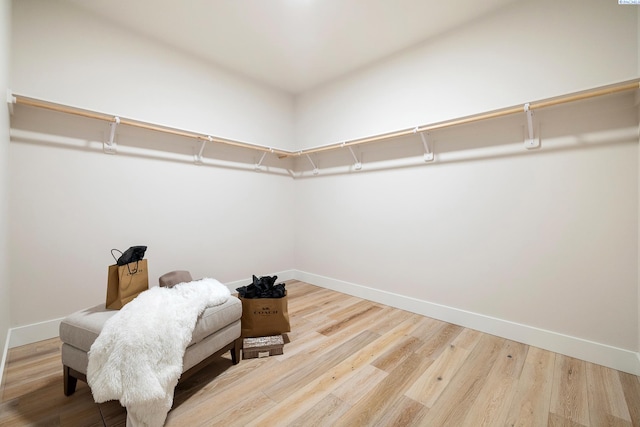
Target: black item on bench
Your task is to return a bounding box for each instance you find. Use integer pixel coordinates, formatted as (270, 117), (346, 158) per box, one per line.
(236, 275), (286, 299)
(111, 246), (147, 266)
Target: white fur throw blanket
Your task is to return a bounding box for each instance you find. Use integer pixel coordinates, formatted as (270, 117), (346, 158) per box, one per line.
(87, 278), (230, 427)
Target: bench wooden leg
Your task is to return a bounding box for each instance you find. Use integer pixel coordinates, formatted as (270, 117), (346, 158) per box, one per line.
(231, 337), (242, 364)
(63, 365), (77, 396)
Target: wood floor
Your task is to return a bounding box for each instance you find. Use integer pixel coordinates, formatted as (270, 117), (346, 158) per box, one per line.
(1, 280), (639, 426)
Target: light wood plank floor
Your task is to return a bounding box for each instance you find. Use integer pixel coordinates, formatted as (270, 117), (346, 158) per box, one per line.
(1, 281), (639, 426)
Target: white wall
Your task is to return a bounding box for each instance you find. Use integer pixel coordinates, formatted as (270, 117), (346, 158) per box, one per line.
(637, 4), (640, 360)
(0, 0), (11, 380)
(295, 93), (639, 355)
(295, 0), (637, 150)
(292, 0), (640, 362)
(8, 0), (298, 330)
(291, 0), (640, 371)
(6, 0), (640, 376)
(637, 4), (640, 364)
(11, 0), (296, 151)
(8, 106), (295, 328)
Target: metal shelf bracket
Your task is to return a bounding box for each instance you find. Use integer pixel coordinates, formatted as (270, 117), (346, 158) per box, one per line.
(343, 142), (362, 170)
(194, 135), (213, 165)
(305, 154), (319, 175)
(524, 103), (540, 149)
(415, 127), (434, 162)
(6, 89), (16, 115)
(104, 117), (119, 154)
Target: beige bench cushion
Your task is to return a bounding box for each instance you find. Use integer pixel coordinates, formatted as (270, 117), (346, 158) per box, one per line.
(60, 296), (242, 352)
(59, 304), (117, 353)
(190, 297), (241, 345)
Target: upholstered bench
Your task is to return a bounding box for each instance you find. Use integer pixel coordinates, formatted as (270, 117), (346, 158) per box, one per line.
(59, 270), (242, 396)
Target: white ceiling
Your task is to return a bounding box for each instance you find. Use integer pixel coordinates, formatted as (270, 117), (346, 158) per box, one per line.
(63, 0), (520, 94)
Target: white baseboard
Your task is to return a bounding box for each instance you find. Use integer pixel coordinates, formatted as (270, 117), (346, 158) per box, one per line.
(0, 330), (10, 389)
(6, 269), (297, 349)
(7, 268), (637, 375)
(294, 270), (640, 376)
(9, 317), (64, 348)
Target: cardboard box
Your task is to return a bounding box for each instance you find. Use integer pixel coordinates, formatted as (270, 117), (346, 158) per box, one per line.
(242, 335), (284, 359)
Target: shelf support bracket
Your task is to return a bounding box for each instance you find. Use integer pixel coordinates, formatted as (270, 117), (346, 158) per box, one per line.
(343, 142), (362, 170)
(104, 117), (119, 154)
(524, 103), (540, 149)
(6, 89), (15, 115)
(255, 148), (274, 171)
(305, 154), (319, 175)
(194, 136), (212, 165)
(415, 127), (434, 162)
(255, 151), (268, 171)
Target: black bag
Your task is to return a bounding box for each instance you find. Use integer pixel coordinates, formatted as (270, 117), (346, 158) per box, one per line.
(111, 246), (147, 266)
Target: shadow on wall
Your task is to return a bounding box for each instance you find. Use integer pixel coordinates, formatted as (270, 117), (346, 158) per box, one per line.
(292, 90), (639, 178)
(9, 105), (294, 177)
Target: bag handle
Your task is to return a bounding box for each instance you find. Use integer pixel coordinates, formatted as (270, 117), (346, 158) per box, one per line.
(112, 249), (139, 275)
(111, 249), (123, 264)
(126, 260), (140, 275)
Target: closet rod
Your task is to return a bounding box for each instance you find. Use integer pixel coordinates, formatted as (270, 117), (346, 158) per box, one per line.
(12, 95), (290, 157)
(12, 79), (640, 160)
(284, 79), (640, 158)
